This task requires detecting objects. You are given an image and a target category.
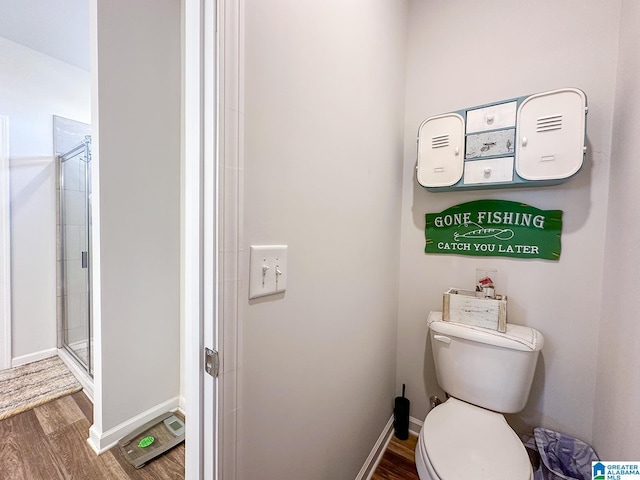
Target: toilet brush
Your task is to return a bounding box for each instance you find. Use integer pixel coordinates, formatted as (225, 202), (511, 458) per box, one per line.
(394, 384), (410, 440)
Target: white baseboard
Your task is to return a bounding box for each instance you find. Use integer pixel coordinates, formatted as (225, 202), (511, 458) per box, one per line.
(355, 415), (394, 480)
(11, 347), (57, 367)
(354, 414), (424, 480)
(409, 415), (423, 436)
(57, 348), (94, 403)
(87, 396), (181, 454)
(178, 395), (186, 416)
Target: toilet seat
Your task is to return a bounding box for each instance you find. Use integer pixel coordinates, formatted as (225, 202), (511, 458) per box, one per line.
(417, 398), (532, 480)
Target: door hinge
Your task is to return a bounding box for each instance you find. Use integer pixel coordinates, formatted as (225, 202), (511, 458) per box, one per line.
(204, 347), (219, 378)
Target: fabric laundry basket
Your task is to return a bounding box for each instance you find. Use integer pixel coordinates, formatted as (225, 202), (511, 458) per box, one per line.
(531, 427), (599, 480)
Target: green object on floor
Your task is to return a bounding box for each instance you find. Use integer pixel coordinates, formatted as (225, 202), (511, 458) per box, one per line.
(118, 413), (185, 469)
(138, 436), (155, 448)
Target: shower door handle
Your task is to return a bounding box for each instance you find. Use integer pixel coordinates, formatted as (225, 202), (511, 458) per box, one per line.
(81, 251), (88, 269)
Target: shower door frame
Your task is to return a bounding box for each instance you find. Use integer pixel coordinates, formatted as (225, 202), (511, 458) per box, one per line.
(0, 116), (11, 371)
(58, 138), (93, 376)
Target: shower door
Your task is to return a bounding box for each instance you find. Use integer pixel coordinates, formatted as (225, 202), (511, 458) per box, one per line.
(59, 138), (93, 376)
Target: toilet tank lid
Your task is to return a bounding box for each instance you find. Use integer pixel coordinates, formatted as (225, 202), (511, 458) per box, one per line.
(428, 311), (544, 352)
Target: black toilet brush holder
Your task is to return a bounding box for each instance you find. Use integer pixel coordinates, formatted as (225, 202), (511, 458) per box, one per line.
(394, 384), (410, 440)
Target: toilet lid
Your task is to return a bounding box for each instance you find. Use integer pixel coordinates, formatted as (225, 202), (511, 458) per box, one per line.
(421, 398), (531, 480)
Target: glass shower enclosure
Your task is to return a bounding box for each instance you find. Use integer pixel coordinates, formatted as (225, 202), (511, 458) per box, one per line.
(58, 137), (93, 376)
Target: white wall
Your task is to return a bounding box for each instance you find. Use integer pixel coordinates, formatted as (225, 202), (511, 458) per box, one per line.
(593, 0), (640, 459)
(0, 36), (91, 363)
(239, 1), (408, 478)
(397, 0), (620, 444)
(90, 0), (181, 439)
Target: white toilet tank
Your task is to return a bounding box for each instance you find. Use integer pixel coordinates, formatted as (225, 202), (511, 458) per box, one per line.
(428, 311), (544, 414)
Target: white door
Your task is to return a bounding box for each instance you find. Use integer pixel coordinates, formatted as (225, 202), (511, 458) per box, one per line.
(186, 1), (241, 478)
(184, 0), (219, 478)
(416, 113), (465, 188)
(515, 88), (587, 181)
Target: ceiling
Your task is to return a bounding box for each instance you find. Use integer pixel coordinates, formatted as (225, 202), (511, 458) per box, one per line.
(0, 0), (90, 71)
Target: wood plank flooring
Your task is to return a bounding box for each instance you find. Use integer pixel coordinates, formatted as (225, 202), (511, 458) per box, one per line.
(0, 388), (420, 480)
(0, 391), (184, 480)
(371, 433), (420, 480)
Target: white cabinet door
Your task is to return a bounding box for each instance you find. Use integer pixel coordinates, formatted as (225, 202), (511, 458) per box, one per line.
(515, 88), (587, 181)
(417, 113), (465, 188)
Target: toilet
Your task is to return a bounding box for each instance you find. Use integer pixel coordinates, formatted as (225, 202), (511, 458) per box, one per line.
(415, 311), (544, 480)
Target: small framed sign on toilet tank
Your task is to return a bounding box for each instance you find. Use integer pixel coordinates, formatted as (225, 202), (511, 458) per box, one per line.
(425, 199), (563, 260)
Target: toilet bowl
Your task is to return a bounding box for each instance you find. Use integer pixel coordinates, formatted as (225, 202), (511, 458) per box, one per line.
(415, 398), (533, 480)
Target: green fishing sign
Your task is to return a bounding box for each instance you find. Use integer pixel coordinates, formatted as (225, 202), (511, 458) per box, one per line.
(425, 200), (562, 260)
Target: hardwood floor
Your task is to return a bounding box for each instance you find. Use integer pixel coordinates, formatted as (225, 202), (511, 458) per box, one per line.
(0, 391), (184, 480)
(371, 433), (420, 480)
(0, 389), (420, 480)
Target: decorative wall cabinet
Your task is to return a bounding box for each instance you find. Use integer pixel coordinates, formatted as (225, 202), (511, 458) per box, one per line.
(416, 88), (587, 191)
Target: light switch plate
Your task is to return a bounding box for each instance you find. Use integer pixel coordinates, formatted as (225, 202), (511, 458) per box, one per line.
(249, 245), (288, 299)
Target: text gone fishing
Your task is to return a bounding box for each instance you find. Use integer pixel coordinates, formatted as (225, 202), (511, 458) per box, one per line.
(433, 211), (546, 229)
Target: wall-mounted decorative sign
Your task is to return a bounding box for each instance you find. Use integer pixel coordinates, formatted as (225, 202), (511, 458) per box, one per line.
(425, 199), (562, 260)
